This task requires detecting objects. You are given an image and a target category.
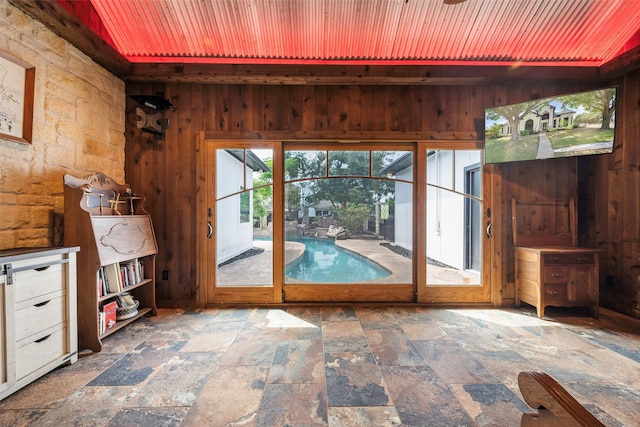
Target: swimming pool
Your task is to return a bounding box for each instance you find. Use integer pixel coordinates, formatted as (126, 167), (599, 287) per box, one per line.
(285, 237), (391, 283)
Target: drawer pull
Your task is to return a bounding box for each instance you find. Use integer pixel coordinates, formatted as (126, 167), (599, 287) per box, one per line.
(550, 290), (560, 295)
(34, 300), (51, 307)
(34, 334), (52, 343)
(552, 272), (564, 278)
(550, 256), (560, 262)
(578, 257), (591, 262)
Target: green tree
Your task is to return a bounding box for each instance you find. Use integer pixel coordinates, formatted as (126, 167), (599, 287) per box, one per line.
(559, 88), (616, 130)
(282, 150), (398, 233)
(485, 123), (503, 139)
(300, 151), (394, 208)
(335, 204), (370, 234)
(486, 100), (545, 141)
(252, 158), (272, 228)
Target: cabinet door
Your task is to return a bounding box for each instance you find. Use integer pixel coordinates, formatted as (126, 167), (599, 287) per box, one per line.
(0, 276), (7, 392)
(0, 273), (11, 395)
(569, 265), (596, 304)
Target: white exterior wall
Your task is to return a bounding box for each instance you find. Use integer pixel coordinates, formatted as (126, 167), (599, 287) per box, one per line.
(394, 168), (413, 251)
(425, 150), (481, 270)
(216, 150), (254, 264)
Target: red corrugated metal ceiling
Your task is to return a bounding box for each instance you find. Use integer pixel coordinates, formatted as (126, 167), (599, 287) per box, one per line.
(88, 0), (640, 65)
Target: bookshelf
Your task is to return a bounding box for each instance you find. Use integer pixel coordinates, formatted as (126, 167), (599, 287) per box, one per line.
(63, 172), (158, 353)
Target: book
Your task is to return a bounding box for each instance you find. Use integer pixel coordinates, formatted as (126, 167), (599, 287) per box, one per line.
(97, 268), (103, 298)
(104, 263), (123, 293)
(103, 301), (117, 330)
(116, 292), (136, 308)
(99, 266), (109, 295)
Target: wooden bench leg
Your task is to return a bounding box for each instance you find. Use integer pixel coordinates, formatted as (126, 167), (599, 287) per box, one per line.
(518, 371), (606, 427)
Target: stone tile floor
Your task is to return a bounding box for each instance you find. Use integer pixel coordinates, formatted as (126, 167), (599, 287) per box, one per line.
(0, 305), (638, 426)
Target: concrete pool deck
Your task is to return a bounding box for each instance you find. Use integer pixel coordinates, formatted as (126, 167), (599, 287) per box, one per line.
(216, 237), (480, 287)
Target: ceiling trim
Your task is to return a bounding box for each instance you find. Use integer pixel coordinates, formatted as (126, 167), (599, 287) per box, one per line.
(124, 63), (603, 86)
(600, 45), (640, 79)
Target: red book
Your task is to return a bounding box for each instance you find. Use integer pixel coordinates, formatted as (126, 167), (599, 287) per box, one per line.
(103, 301), (117, 330)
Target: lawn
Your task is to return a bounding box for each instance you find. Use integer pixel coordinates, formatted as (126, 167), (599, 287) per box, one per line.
(484, 133), (540, 163)
(485, 127), (614, 163)
(546, 127), (614, 149)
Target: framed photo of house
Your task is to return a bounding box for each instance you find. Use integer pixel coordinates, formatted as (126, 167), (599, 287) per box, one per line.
(0, 49), (35, 144)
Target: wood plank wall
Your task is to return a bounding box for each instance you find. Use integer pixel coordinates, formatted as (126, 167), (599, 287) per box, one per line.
(579, 68), (640, 318)
(124, 80), (639, 318)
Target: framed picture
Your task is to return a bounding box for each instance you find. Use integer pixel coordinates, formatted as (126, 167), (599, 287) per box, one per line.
(0, 50), (35, 144)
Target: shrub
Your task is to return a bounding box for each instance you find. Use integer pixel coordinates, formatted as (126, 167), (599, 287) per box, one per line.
(335, 204), (370, 234)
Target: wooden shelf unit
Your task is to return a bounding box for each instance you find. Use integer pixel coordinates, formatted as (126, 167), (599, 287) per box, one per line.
(64, 173), (158, 353)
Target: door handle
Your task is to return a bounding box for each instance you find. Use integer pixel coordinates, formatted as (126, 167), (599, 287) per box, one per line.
(486, 222), (492, 239)
(207, 221), (213, 239)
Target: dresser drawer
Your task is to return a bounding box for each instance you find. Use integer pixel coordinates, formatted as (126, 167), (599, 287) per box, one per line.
(16, 326), (67, 380)
(12, 255), (66, 303)
(543, 284), (567, 304)
(15, 293), (66, 342)
(543, 253), (595, 265)
(545, 266), (570, 283)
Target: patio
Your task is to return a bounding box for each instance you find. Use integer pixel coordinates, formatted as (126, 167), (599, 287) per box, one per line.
(216, 236), (479, 287)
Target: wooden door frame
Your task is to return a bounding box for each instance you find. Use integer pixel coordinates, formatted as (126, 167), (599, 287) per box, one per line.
(416, 142), (493, 304)
(197, 136), (284, 305)
(196, 136), (493, 306)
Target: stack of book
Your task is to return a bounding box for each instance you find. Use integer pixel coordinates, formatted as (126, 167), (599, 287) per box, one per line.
(97, 259), (144, 297)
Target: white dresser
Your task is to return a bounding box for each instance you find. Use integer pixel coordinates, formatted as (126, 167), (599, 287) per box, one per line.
(0, 247), (79, 400)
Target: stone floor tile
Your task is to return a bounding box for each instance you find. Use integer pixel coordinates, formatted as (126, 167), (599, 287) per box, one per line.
(217, 332), (279, 366)
(28, 386), (138, 427)
(449, 382), (530, 426)
(380, 365), (474, 426)
(182, 365), (268, 426)
(108, 407), (189, 427)
(257, 383), (328, 426)
(364, 329), (428, 366)
(267, 339), (325, 384)
(325, 352), (391, 407)
(322, 306), (358, 321)
(413, 339), (498, 384)
(128, 351), (220, 407)
(355, 307), (402, 330)
(328, 406), (402, 427)
(88, 341), (186, 387)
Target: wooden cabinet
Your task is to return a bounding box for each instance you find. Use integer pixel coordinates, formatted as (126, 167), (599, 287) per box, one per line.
(0, 247), (79, 400)
(63, 173), (157, 353)
(512, 198), (600, 318)
(514, 247), (599, 318)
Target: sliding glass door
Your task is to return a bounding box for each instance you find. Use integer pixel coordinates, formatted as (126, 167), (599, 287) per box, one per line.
(421, 146), (490, 303)
(200, 140), (491, 305)
(204, 142), (282, 304)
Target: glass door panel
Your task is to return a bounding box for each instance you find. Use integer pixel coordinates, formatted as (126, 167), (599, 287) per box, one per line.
(282, 146), (414, 302)
(213, 147), (275, 294)
(425, 149), (483, 288)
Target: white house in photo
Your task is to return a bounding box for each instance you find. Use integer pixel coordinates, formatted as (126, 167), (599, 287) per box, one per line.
(500, 104), (575, 136)
(216, 150), (270, 264)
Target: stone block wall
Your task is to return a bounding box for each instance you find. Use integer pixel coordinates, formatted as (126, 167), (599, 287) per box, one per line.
(0, 0), (125, 249)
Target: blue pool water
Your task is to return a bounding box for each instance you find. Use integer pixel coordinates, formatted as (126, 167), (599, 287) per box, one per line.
(285, 237), (390, 283)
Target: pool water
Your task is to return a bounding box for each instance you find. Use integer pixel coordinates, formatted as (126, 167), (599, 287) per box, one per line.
(285, 237), (390, 283)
